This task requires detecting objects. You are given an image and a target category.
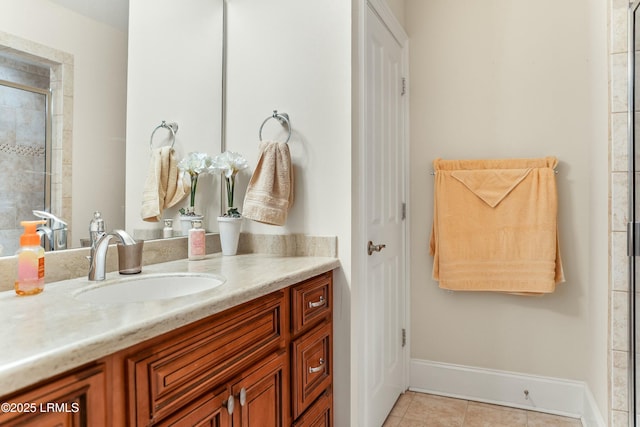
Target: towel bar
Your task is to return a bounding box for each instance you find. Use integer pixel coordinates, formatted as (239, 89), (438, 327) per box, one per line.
(430, 169), (558, 175)
(150, 121), (178, 151)
(258, 110), (291, 143)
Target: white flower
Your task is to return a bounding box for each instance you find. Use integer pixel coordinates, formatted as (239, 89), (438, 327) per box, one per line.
(210, 151), (249, 178)
(210, 151), (249, 217)
(177, 152), (214, 211)
(178, 152), (214, 176)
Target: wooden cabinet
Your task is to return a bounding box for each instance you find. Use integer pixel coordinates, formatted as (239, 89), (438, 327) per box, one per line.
(155, 386), (230, 427)
(230, 350), (288, 427)
(0, 364), (106, 427)
(0, 271), (333, 427)
(126, 291), (285, 426)
(290, 272), (333, 425)
(292, 390), (333, 427)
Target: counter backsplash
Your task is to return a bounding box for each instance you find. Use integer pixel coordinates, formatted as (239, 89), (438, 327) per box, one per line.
(0, 233), (338, 292)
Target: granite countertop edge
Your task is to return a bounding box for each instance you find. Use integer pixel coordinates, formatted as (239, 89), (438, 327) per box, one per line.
(0, 253), (340, 396)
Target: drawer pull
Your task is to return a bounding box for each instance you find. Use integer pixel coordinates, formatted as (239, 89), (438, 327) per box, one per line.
(308, 358), (325, 374)
(308, 296), (326, 309)
(222, 395), (235, 415)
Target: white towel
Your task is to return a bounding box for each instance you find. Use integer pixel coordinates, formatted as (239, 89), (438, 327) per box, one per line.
(141, 147), (189, 222)
(242, 141), (294, 226)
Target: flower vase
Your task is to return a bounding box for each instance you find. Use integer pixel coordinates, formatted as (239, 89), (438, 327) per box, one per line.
(179, 214), (204, 236)
(217, 215), (242, 255)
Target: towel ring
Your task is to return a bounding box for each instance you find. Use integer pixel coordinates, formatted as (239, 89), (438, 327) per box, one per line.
(150, 121), (179, 151)
(258, 110), (291, 143)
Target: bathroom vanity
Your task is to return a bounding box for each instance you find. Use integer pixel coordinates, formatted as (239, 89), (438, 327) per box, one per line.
(0, 253), (338, 426)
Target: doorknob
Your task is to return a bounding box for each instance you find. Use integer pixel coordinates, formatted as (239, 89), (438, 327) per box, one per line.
(367, 241), (386, 256)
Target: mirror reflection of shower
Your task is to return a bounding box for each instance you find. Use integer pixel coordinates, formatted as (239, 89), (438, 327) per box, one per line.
(0, 55), (52, 255)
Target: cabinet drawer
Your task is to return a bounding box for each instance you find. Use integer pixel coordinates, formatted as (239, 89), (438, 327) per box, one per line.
(292, 389), (332, 427)
(291, 273), (332, 336)
(128, 291), (284, 426)
(291, 322), (332, 419)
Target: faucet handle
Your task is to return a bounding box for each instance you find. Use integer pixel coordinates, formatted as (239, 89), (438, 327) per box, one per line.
(32, 210), (67, 229)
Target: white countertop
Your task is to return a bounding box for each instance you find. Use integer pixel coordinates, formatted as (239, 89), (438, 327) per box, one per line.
(0, 253), (340, 396)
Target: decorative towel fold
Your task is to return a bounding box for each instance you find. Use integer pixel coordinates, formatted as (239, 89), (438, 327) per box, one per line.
(141, 147), (189, 222)
(429, 157), (564, 294)
(242, 141), (294, 226)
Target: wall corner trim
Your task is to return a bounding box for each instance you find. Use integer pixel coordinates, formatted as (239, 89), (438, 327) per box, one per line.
(409, 359), (605, 427)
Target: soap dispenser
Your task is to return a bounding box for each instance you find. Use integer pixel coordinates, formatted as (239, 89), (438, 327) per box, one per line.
(15, 220), (46, 296)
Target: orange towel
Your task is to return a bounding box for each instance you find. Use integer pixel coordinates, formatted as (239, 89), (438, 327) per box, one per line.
(429, 157), (564, 294)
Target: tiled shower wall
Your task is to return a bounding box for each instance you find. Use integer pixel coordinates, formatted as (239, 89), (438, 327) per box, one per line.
(611, 0), (633, 425)
(0, 56), (49, 255)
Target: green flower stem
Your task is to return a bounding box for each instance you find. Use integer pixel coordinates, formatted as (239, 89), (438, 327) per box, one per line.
(190, 173), (199, 208)
(225, 176), (234, 209)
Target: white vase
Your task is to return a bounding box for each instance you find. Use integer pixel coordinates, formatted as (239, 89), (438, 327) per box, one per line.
(217, 216), (242, 256)
(179, 215), (204, 236)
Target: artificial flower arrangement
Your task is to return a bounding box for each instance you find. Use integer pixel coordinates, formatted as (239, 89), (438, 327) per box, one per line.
(210, 151), (249, 217)
(177, 151), (214, 216)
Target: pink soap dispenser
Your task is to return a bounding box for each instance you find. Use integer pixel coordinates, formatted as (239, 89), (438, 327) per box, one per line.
(188, 220), (206, 260)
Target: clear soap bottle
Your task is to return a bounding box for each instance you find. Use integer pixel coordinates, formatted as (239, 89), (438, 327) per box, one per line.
(188, 220), (206, 260)
(15, 220), (46, 296)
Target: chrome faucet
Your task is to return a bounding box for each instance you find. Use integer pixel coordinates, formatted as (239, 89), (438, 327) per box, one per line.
(32, 210), (68, 251)
(88, 229), (136, 281)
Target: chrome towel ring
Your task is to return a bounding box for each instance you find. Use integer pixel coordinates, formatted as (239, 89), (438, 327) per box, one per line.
(258, 110), (291, 143)
(150, 121), (179, 151)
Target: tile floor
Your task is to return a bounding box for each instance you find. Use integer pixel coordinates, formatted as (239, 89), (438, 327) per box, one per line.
(383, 391), (583, 427)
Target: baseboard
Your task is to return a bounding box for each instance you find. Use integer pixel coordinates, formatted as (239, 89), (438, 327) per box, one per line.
(410, 359), (605, 427)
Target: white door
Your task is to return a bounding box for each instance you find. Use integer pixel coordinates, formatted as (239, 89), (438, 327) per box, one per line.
(361, 2), (408, 426)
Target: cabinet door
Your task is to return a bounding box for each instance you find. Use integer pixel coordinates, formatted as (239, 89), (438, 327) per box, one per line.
(155, 386), (230, 427)
(0, 364), (106, 427)
(230, 351), (288, 427)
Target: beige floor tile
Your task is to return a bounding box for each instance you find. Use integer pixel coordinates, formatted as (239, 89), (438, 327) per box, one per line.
(389, 392), (415, 418)
(383, 415), (403, 427)
(398, 419), (429, 427)
(386, 392), (581, 427)
(526, 411), (583, 427)
(462, 401), (527, 427)
(404, 394), (467, 426)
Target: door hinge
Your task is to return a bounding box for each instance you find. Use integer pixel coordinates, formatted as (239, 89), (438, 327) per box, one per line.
(401, 78), (406, 96)
(401, 202), (406, 220)
(629, 221), (640, 256)
(402, 328), (406, 347)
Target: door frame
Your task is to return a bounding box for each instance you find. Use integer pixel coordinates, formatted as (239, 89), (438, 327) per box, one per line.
(354, 0), (410, 424)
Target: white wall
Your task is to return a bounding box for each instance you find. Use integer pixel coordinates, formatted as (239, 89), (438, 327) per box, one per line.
(225, 1), (352, 425)
(405, 0), (609, 415)
(385, 0), (405, 27)
(0, 0), (128, 245)
(125, 0), (224, 236)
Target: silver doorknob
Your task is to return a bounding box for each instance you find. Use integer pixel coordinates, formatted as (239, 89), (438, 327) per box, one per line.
(368, 241), (386, 256)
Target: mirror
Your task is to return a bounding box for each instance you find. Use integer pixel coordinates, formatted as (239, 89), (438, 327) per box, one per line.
(0, 0), (225, 256)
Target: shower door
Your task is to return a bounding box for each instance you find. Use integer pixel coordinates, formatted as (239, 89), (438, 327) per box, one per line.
(630, 2), (640, 426)
(0, 79), (51, 254)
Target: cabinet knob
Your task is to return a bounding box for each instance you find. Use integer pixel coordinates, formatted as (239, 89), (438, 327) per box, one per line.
(239, 387), (247, 406)
(308, 295), (326, 309)
(308, 358), (325, 374)
(222, 395), (235, 414)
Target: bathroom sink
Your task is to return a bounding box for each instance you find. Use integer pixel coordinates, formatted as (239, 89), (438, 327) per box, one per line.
(74, 273), (226, 303)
